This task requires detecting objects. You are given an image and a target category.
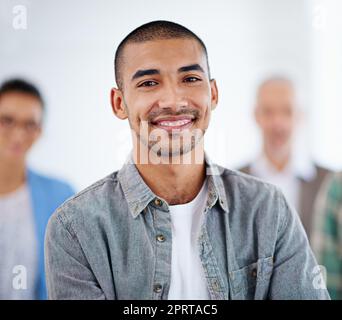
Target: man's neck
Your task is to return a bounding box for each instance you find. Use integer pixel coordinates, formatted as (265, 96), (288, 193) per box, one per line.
(0, 158), (26, 195)
(134, 148), (206, 205)
(263, 146), (291, 172)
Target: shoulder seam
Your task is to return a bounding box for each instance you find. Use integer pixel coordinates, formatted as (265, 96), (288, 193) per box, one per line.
(56, 173), (118, 211)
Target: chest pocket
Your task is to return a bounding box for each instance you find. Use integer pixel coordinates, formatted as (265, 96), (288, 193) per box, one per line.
(229, 256), (274, 300)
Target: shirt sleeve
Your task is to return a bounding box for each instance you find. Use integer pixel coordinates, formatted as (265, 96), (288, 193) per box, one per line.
(44, 210), (107, 300)
(268, 189), (331, 300)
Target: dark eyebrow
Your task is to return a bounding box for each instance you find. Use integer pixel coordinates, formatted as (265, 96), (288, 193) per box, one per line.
(178, 64), (204, 73)
(131, 69), (160, 81)
(131, 64), (204, 82)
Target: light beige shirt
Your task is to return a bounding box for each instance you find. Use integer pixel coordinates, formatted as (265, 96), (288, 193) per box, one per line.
(250, 154), (316, 215)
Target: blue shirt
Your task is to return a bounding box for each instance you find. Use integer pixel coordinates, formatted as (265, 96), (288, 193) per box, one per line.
(27, 169), (74, 299)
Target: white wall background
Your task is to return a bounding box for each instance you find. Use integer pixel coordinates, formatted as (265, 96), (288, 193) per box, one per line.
(310, 0), (342, 170)
(0, 0), (341, 190)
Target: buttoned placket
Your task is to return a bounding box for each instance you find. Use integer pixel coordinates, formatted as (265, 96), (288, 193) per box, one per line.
(194, 172), (231, 300)
(150, 197), (172, 300)
(197, 203), (229, 300)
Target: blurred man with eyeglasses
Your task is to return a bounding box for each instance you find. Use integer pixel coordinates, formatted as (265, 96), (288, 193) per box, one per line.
(0, 78), (74, 300)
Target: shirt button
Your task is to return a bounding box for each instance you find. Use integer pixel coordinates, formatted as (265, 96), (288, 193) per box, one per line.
(251, 269), (257, 277)
(154, 283), (162, 293)
(212, 280), (219, 291)
(154, 198), (162, 207)
(156, 234), (166, 242)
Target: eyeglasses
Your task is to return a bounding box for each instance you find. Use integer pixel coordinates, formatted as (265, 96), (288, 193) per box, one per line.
(0, 115), (41, 134)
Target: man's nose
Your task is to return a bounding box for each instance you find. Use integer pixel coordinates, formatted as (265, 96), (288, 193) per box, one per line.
(272, 114), (290, 129)
(158, 82), (188, 110)
(10, 126), (28, 142)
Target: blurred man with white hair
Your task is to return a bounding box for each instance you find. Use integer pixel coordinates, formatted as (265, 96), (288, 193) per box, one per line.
(239, 76), (331, 241)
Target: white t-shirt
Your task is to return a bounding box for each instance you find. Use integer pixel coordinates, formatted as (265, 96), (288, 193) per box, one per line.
(0, 183), (38, 300)
(168, 178), (210, 300)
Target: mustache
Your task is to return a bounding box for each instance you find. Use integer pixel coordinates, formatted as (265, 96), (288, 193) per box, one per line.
(146, 108), (200, 123)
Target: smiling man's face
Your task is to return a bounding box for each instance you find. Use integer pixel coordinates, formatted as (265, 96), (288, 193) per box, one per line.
(111, 38), (218, 159)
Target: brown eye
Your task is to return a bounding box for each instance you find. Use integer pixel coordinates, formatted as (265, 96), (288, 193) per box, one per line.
(138, 80), (158, 87)
(184, 77), (201, 83)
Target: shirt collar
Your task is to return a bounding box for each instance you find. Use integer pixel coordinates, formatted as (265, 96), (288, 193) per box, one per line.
(117, 151), (229, 219)
(252, 152), (317, 182)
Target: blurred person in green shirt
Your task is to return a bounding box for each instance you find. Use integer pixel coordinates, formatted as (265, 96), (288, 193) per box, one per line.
(312, 172), (342, 299)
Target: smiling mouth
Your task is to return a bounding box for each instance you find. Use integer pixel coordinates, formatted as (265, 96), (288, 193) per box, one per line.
(150, 116), (195, 132)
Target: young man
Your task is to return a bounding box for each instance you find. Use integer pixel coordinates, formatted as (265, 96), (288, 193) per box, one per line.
(45, 21), (329, 300)
(0, 79), (74, 299)
(239, 77), (330, 241)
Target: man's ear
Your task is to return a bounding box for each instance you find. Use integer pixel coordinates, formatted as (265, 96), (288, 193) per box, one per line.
(210, 79), (218, 111)
(110, 87), (128, 119)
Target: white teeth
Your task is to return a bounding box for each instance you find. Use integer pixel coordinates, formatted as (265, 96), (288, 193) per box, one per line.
(157, 119), (192, 127)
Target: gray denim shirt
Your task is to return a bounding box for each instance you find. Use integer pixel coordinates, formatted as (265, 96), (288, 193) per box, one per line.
(44, 153), (330, 300)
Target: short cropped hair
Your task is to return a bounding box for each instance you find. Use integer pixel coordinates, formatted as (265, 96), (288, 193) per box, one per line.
(0, 78), (44, 110)
(114, 20), (211, 89)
